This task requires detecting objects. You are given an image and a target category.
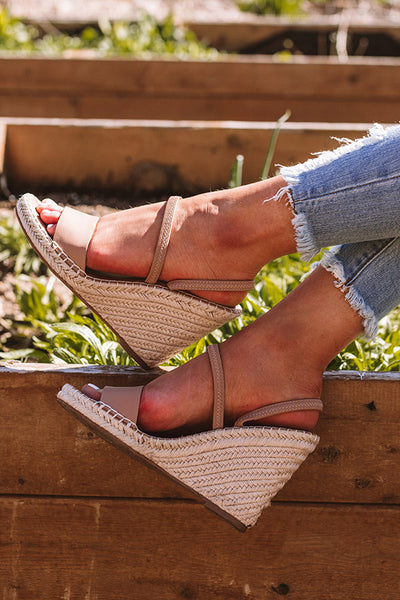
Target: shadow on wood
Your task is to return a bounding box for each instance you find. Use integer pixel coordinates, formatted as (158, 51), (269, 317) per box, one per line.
(2, 117), (373, 197)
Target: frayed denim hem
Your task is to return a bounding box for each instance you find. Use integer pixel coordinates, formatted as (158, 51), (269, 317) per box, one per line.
(276, 123), (400, 263)
(318, 247), (378, 340)
(264, 185), (320, 262)
(279, 123), (399, 188)
(292, 210), (320, 262)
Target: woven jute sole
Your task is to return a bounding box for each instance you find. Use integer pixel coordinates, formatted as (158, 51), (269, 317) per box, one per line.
(16, 194), (242, 369)
(57, 384), (320, 530)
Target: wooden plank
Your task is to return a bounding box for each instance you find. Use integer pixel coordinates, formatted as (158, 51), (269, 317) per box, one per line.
(2, 364), (400, 504)
(1, 497), (400, 599)
(0, 93), (397, 124)
(0, 363), (189, 499)
(0, 56), (399, 97)
(0, 56), (400, 122)
(4, 118), (371, 194)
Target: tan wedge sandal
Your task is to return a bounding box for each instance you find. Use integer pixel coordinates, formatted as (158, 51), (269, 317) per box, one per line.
(57, 344), (322, 530)
(17, 194), (253, 369)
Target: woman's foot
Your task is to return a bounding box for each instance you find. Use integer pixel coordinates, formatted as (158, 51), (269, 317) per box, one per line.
(37, 177), (297, 306)
(82, 267), (364, 435)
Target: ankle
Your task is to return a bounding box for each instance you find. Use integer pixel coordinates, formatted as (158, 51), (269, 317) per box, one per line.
(221, 318), (324, 431)
(212, 178), (297, 268)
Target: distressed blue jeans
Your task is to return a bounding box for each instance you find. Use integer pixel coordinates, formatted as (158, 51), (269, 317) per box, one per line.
(277, 124), (400, 339)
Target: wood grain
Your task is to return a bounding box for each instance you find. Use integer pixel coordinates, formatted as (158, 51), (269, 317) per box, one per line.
(1, 497), (399, 599)
(4, 118), (370, 194)
(1, 364), (400, 504)
(0, 56), (399, 123)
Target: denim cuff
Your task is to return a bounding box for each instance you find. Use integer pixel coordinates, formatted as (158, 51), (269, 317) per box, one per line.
(279, 123), (400, 261)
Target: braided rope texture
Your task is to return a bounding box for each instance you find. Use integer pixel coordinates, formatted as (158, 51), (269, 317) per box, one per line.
(17, 195), (241, 367)
(58, 384), (320, 529)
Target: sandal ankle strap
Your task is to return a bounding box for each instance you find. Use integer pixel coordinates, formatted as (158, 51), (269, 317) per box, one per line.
(234, 398), (323, 427)
(145, 196), (180, 285)
(207, 344), (323, 430)
(168, 279), (254, 292)
(146, 196), (254, 293)
(208, 344), (226, 429)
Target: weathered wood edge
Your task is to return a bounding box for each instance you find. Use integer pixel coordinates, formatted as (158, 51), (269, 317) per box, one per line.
(0, 117), (375, 130)
(0, 361), (162, 375)
(2, 360), (400, 380)
(1, 53), (400, 67)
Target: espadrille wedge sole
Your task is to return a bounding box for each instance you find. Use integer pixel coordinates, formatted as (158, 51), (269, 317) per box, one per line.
(57, 345), (322, 530)
(17, 194), (254, 369)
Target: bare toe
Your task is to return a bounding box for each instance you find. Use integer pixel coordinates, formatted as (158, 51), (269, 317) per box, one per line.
(36, 199), (64, 236)
(40, 208), (61, 224)
(82, 383), (101, 400)
(37, 198), (61, 210)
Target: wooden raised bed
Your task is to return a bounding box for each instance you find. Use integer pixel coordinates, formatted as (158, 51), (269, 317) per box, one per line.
(1, 362), (400, 598)
(2, 117), (370, 197)
(0, 55), (399, 123)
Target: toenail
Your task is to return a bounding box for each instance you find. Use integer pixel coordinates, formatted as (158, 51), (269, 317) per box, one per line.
(86, 383), (100, 391)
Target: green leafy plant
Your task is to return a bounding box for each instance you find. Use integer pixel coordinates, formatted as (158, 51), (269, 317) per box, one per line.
(0, 8), (218, 59)
(0, 6), (37, 52)
(15, 275), (81, 323)
(31, 313), (136, 366)
(0, 214), (44, 275)
(236, 0), (307, 17)
(0, 274), (135, 365)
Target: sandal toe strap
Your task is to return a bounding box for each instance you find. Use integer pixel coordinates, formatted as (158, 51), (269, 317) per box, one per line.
(100, 386), (143, 424)
(54, 206), (99, 271)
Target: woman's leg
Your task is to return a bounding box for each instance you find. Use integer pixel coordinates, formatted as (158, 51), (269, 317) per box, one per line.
(37, 177), (296, 307)
(80, 125), (400, 433)
(85, 233), (400, 435)
(85, 264), (362, 433)
(38, 124), (400, 310)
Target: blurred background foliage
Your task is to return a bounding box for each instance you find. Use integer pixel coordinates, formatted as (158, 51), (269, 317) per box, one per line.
(0, 7), (219, 58)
